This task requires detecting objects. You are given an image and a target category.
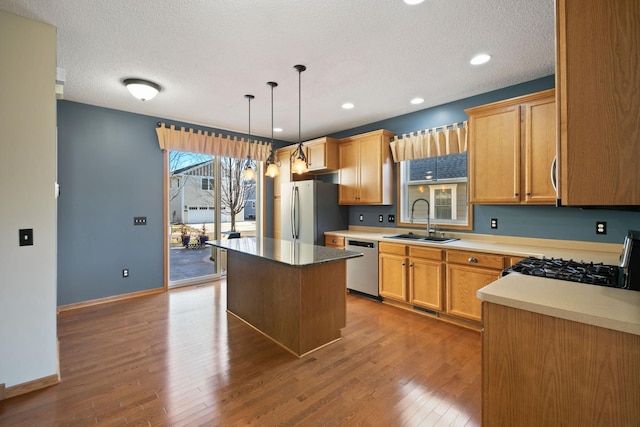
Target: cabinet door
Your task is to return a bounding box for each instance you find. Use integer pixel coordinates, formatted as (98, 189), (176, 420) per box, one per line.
(469, 105), (521, 203)
(446, 265), (500, 322)
(524, 97), (556, 203)
(306, 143), (326, 171)
(338, 141), (359, 204)
(358, 136), (383, 204)
(410, 258), (444, 311)
(379, 253), (407, 302)
(557, 0), (640, 206)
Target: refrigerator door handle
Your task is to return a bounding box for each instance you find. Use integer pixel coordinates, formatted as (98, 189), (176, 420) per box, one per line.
(293, 186), (300, 239)
(289, 185), (298, 240)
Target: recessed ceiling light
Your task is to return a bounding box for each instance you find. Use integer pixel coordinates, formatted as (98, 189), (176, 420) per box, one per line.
(404, 0), (425, 5)
(470, 54), (491, 65)
(273, 127), (283, 132)
(410, 97), (424, 105)
(342, 102), (354, 109)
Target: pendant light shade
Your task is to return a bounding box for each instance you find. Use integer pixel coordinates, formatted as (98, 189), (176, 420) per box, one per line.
(291, 64), (308, 175)
(243, 94), (256, 181)
(265, 81), (281, 178)
(123, 78), (161, 101)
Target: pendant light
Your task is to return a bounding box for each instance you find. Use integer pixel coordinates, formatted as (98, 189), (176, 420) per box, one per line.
(291, 65), (308, 175)
(243, 94), (256, 181)
(265, 81), (281, 178)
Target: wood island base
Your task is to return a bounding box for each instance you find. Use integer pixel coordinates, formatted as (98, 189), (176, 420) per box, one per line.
(226, 251), (347, 357)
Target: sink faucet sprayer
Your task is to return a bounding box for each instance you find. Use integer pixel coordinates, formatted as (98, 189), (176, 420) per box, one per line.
(410, 198), (433, 236)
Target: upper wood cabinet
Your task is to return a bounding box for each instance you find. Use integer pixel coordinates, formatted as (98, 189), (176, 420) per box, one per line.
(305, 137), (339, 172)
(338, 129), (395, 205)
(556, 0), (640, 206)
(466, 90), (556, 205)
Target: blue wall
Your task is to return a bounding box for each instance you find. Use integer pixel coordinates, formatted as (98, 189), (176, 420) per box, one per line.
(323, 75), (640, 244)
(57, 102), (164, 305)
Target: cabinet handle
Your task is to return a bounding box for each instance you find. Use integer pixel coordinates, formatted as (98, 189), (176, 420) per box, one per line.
(409, 263), (413, 267)
(526, 192), (531, 196)
(402, 262), (406, 266)
(468, 257), (478, 263)
(332, 239), (337, 243)
(514, 192), (519, 196)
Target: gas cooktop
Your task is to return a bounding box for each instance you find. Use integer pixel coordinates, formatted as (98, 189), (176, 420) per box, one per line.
(502, 256), (621, 288)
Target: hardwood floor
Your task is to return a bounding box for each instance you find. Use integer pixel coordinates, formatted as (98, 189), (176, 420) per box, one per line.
(0, 281), (481, 426)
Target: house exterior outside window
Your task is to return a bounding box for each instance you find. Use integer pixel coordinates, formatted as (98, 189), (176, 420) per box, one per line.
(201, 177), (214, 191)
(400, 153), (468, 227)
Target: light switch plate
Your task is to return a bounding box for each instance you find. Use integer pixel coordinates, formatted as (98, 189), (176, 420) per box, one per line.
(19, 229), (33, 246)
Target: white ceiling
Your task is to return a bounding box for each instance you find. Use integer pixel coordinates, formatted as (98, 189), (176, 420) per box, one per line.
(0, 0), (555, 143)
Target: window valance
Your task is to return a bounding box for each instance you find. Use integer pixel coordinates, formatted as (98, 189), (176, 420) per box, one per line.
(155, 122), (271, 161)
(389, 121), (467, 163)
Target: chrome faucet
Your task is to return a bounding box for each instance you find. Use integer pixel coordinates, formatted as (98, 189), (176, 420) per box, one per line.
(410, 198), (432, 236)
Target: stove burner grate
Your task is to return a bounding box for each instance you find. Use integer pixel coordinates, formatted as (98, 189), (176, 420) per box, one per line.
(502, 256), (621, 288)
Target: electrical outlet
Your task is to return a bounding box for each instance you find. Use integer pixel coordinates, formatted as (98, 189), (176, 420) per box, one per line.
(378, 215), (384, 223)
(596, 221), (607, 235)
(359, 214), (364, 222)
(490, 218), (498, 229)
(388, 215), (395, 223)
(134, 216), (147, 225)
(122, 269), (129, 278)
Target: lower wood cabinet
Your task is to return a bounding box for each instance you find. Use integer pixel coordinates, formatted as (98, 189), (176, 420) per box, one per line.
(379, 242), (444, 310)
(446, 250), (505, 322)
(377, 242), (508, 327)
(409, 246), (444, 311)
(379, 242), (408, 301)
(324, 235), (345, 249)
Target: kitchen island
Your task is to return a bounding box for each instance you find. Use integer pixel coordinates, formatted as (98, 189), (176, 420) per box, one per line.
(207, 237), (362, 357)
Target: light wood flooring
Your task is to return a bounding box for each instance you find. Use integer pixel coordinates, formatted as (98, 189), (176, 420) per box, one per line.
(0, 281), (481, 426)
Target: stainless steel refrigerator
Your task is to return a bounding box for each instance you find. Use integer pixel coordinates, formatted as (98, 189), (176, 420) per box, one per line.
(280, 180), (348, 245)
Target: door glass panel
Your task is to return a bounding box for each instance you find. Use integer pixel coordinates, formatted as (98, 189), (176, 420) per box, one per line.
(219, 157), (257, 241)
(168, 151), (217, 286)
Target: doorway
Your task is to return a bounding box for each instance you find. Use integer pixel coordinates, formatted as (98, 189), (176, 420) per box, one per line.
(166, 151), (258, 287)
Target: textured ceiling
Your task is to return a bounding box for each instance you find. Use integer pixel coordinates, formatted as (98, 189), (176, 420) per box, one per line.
(0, 0), (555, 143)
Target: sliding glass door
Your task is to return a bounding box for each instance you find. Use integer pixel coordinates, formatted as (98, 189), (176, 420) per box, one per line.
(167, 151), (258, 287)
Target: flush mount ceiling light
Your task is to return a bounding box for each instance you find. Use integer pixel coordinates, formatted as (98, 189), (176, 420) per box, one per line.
(291, 64), (308, 175)
(243, 94), (256, 181)
(342, 102), (355, 110)
(404, 0), (425, 4)
(470, 54), (492, 65)
(265, 81), (281, 178)
(123, 78), (161, 101)
(410, 97), (424, 105)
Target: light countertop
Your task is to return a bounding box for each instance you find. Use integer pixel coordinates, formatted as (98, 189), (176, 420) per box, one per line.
(207, 237), (362, 267)
(477, 273), (640, 335)
(325, 227), (622, 265)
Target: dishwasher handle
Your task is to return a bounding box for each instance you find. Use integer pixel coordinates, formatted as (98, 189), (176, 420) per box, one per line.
(347, 240), (375, 249)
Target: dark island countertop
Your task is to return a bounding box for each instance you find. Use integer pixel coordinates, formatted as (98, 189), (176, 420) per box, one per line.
(207, 237), (362, 267)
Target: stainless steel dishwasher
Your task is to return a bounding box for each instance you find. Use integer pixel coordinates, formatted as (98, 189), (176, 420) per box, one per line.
(345, 239), (381, 300)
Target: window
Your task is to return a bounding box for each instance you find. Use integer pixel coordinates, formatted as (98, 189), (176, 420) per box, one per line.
(201, 177), (214, 190)
(399, 153), (469, 228)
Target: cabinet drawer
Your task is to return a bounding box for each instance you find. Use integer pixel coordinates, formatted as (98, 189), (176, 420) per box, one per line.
(446, 250), (505, 270)
(409, 246), (443, 261)
(379, 242), (407, 256)
(325, 235), (344, 247)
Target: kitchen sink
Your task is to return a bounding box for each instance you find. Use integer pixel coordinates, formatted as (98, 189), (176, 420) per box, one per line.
(384, 233), (459, 244)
